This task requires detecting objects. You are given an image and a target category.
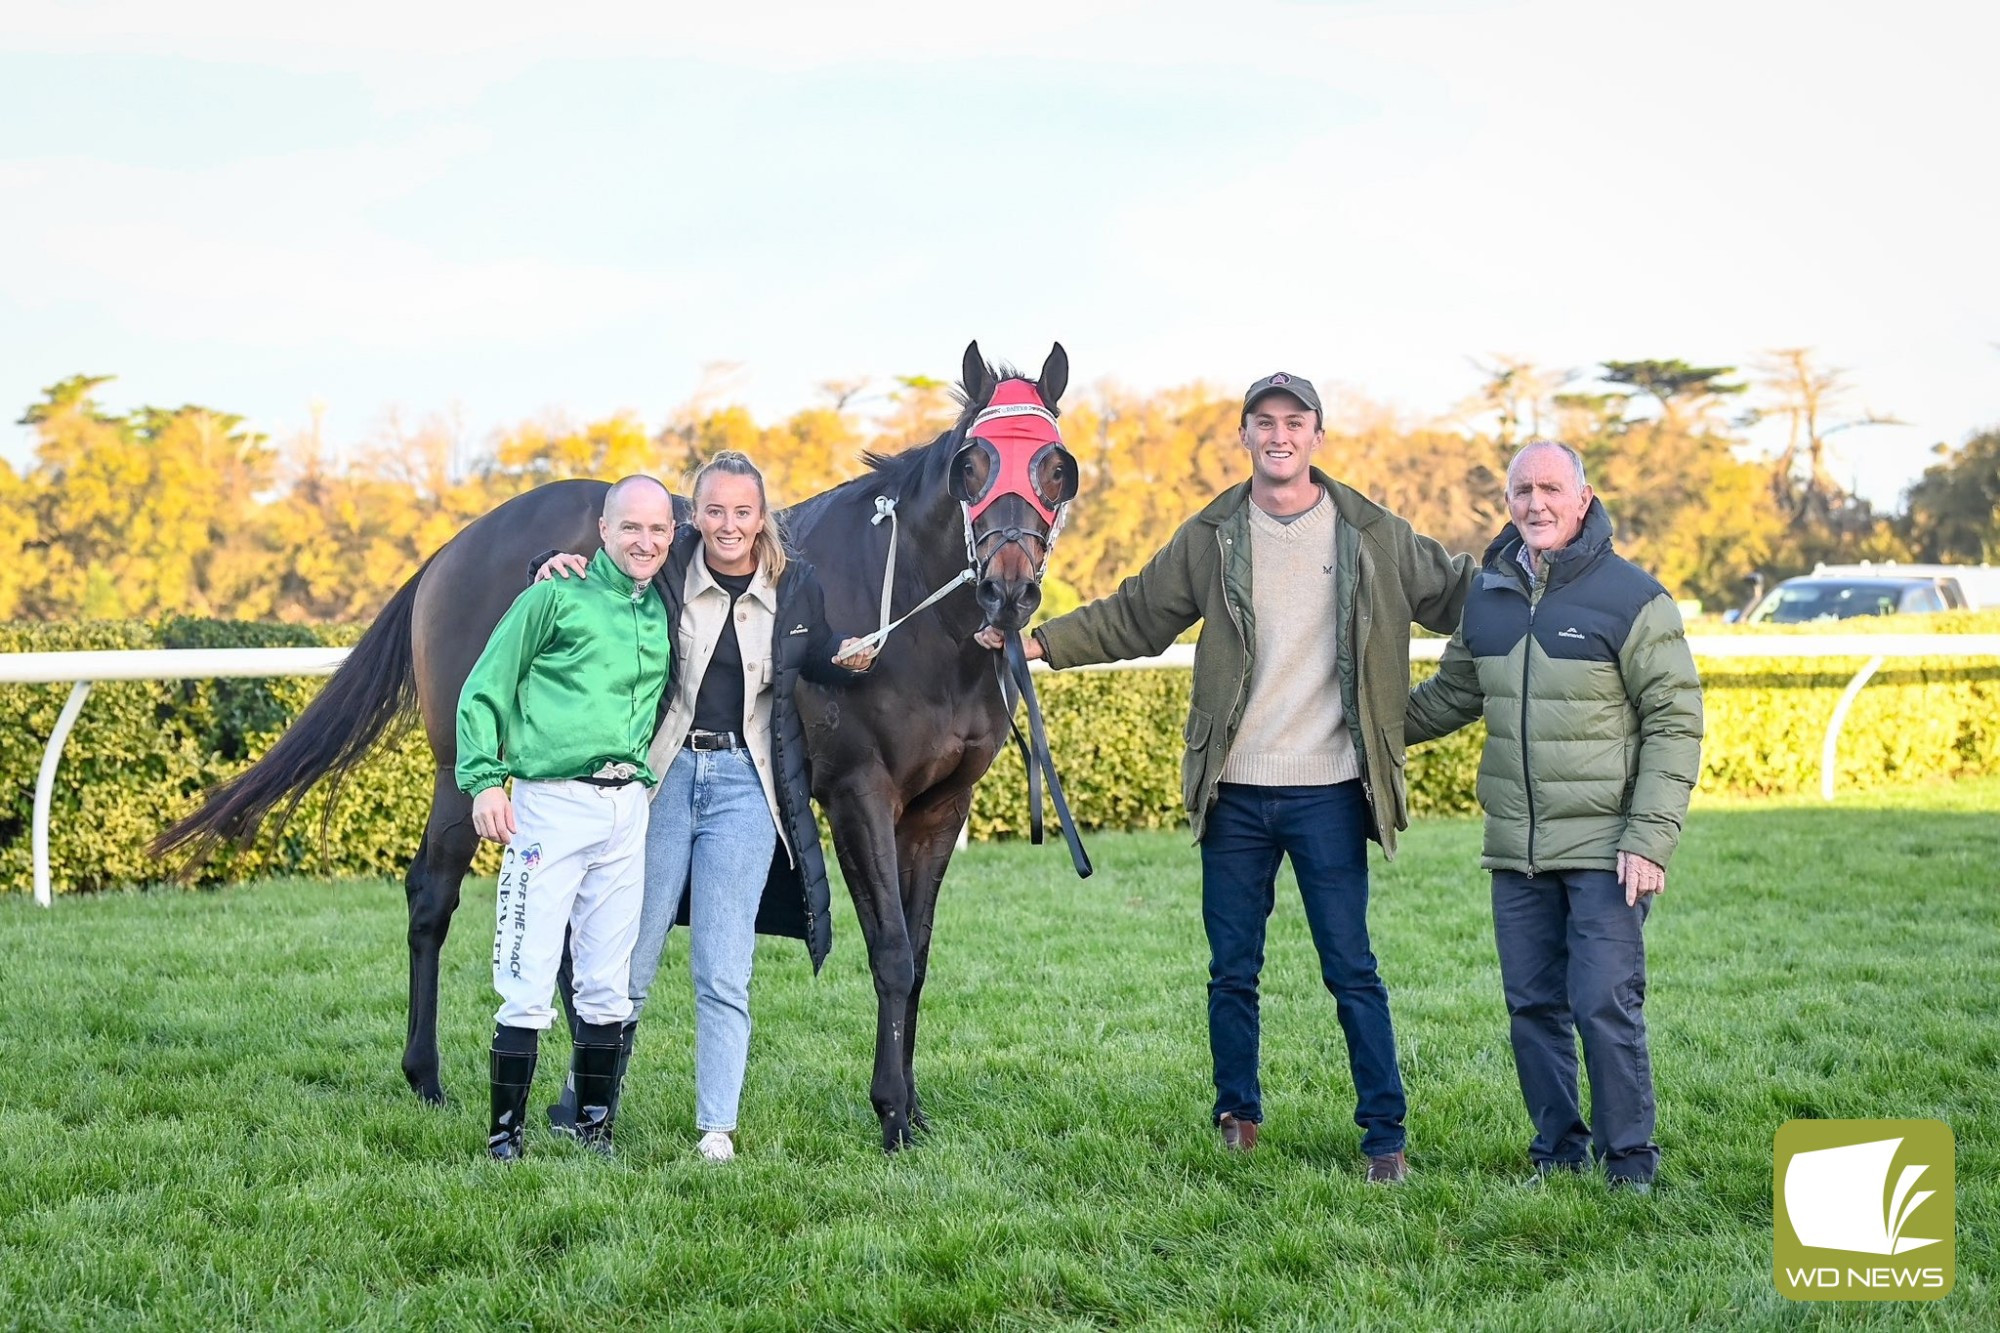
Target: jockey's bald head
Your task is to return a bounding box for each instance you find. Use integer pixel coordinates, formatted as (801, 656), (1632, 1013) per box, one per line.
(600, 476), (675, 581)
(604, 474), (671, 519)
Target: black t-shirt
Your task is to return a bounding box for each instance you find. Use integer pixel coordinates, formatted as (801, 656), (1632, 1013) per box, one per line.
(692, 566), (756, 736)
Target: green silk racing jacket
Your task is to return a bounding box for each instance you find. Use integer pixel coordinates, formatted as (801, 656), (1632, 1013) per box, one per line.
(455, 547), (671, 797)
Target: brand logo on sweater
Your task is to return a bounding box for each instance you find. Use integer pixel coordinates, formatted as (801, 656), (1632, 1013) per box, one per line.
(788, 624), (808, 635)
(1558, 627), (1587, 640)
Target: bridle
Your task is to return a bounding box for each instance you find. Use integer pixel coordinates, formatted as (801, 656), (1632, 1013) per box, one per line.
(852, 379), (1078, 655)
(953, 389), (1077, 587)
(849, 379), (1093, 879)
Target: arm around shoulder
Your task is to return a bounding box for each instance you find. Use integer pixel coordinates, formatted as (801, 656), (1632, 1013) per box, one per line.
(1400, 525), (1474, 635)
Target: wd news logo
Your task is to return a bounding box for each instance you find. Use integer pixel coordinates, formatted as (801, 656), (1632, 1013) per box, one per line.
(1773, 1119), (1954, 1301)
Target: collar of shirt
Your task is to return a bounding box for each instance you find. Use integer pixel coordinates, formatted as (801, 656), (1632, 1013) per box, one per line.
(1514, 539), (1554, 590)
(688, 554), (779, 614)
(587, 546), (645, 600)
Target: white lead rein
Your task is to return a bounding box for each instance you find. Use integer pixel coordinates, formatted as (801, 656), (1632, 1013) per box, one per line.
(849, 495), (976, 655)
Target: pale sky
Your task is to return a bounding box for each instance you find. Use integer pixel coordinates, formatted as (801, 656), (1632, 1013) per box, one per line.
(3, 0), (1994, 508)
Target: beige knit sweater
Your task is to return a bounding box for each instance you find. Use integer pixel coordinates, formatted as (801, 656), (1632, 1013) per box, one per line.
(1218, 493), (1360, 787)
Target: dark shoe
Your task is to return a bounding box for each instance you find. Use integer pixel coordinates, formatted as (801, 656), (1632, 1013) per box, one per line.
(549, 1019), (636, 1134)
(569, 1021), (625, 1156)
(1521, 1159), (1587, 1189)
(1366, 1150), (1409, 1184)
(1218, 1113), (1259, 1153)
(1607, 1174), (1654, 1195)
(488, 1025), (540, 1162)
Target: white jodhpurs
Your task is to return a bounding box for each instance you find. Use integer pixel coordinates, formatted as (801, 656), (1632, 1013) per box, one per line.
(492, 778), (649, 1030)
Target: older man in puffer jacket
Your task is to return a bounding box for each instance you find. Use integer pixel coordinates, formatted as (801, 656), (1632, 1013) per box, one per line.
(1406, 440), (1702, 1193)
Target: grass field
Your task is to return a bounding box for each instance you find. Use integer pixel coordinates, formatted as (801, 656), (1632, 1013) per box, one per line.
(4, 779), (1996, 1330)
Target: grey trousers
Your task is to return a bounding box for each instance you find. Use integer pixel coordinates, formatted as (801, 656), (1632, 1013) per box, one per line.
(1490, 868), (1658, 1181)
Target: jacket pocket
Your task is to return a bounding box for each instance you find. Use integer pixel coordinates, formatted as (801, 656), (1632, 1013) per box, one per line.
(1380, 728), (1409, 830)
(1184, 707), (1213, 750)
(1181, 708), (1213, 813)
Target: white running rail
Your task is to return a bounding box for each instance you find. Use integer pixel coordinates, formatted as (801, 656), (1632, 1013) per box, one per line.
(4, 648), (347, 906)
(7, 636), (2000, 905)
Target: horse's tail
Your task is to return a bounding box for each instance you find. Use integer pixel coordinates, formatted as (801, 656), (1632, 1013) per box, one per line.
(151, 556), (433, 867)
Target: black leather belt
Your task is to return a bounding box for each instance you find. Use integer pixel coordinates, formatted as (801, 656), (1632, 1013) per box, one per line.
(684, 729), (743, 752)
(577, 774), (638, 789)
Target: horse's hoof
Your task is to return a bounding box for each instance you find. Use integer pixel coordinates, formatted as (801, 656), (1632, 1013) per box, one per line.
(910, 1106), (932, 1134)
(880, 1118), (915, 1154)
(413, 1082), (447, 1107)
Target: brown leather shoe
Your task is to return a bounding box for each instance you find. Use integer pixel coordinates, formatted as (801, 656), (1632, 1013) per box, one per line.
(1218, 1113), (1259, 1152)
(1366, 1150), (1409, 1184)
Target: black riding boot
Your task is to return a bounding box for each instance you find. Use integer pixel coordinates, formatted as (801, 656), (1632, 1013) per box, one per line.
(570, 1020), (627, 1156)
(550, 1019), (636, 1133)
(488, 1024), (540, 1161)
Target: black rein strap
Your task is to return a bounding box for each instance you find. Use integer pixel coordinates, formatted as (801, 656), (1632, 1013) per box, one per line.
(1000, 629), (1093, 879)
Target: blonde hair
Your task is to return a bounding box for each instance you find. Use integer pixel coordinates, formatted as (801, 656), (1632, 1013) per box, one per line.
(689, 450), (788, 581)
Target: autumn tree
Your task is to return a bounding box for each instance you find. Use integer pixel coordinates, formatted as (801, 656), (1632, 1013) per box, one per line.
(1459, 356), (1571, 446)
(0, 460), (36, 619)
(491, 411), (661, 485)
(879, 374), (959, 450)
(760, 407), (867, 509)
(1599, 359), (1746, 430)
(1754, 349), (1901, 513)
(19, 376), (276, 618)
(1901, 428), (2000, 563)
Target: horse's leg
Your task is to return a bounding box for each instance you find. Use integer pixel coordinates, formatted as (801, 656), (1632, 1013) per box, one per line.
(828, 782), (916, 1152)
(402, 775), (478, 1104)
(895, 791), (972, 1134)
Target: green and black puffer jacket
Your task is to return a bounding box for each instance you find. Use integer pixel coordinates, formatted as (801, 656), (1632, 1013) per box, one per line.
(1405, 500), (1703, 874)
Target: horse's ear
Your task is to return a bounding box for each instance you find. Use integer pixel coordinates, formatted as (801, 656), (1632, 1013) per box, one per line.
(961, 341), (993, 400)
(1037, 342), (1069, 411)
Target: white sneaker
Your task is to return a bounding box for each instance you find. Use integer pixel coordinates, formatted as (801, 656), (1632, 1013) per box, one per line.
(695, 1131), (735, 1162)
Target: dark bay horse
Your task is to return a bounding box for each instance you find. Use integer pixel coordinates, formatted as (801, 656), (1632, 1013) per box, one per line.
(156, 341), (1073, 1151)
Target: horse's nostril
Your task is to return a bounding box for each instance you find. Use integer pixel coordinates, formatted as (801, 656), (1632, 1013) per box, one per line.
(977, 579), (1004, 604)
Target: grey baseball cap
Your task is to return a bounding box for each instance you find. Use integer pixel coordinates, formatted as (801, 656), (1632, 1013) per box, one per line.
(1241, 372), (1323, 424)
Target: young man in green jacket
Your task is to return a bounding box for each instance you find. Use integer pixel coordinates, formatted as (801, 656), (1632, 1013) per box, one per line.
(1406, 440), (1703, 1192)
(457, 475), (675, 1160)
(986, 373), (1471, 1180)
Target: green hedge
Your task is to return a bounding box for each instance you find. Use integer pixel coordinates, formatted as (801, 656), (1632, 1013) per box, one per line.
(6, 614), (1998, 893)
(1, 618), (497, 894)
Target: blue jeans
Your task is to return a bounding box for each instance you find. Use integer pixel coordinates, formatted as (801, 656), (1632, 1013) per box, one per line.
(627, 746), (778, 1133)
(1200, 781), (1407, 1157)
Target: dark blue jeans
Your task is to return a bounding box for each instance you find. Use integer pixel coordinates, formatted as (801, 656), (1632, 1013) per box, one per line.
(1490, 868), (1657, 1181)
(1200, 781), (1407, 1157)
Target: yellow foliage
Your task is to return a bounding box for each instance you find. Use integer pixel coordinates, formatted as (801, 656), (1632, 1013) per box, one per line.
(0, 369), (1948, 626)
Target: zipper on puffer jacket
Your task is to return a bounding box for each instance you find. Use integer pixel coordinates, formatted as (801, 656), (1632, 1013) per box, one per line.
(1522, 595), (1536, 876)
